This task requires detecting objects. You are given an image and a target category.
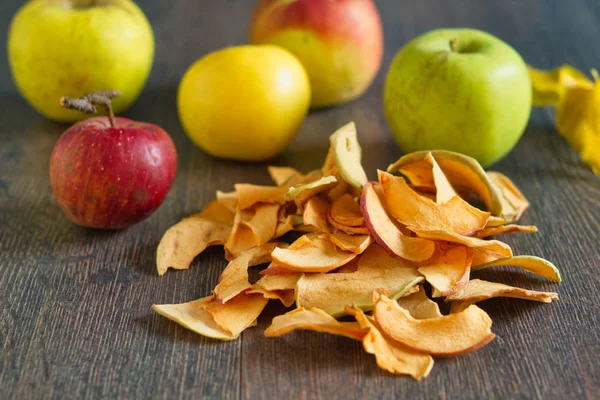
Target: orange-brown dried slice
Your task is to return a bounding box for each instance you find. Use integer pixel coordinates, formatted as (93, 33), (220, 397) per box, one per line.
(225, 203), (279, 258)
(264, 307), (366, 340)
(487, 171), (530, 221)
(327, 215), (371, 235)
(152, 296), (236, 341)
(203, 292), (268, 337)
(303, 196), (331, 233)
(157, 218), (231, 276)
(248, 273), (301, 307)
(446, 279), (559, 309)
(474, 224), (537, 238)
(192, 199), (236, 225)
(213, 242), (279, 303)
(418, 246), (473, 297)
(396, 287), (443, 319)
(329, 231), (373, 253)
(345, 306), (433, 380)
(409, 228), (513, 259)
(271, 234), (357, 273)
(286, 176), (337, 208)
(379, 171), (490, 235)
(374, 295), (495, 356)
(268, 166), (302, 186)
(330, 193), (364, 226)
(361, 182), (436, 262)
(234, 184), (287, 210)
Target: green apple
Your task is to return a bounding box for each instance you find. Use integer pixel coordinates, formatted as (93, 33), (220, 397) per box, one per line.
(384, 28), (532, 167)
(8, 0), (154, 122)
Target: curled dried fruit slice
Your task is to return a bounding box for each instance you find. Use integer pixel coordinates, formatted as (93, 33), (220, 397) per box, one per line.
(286, 176), (338, 208)
(387, 150), (503, 216)
(156, 218), (231, 276)
(374, 295), (495, 356)
(268, 166), (302, 186)
(215, 190), (239, 213)
(264, 307), (366, 340)
(271, 234), (357, 273)
(474, 224), (537, 238)
(418, 246), (473, 297)
(528, 64), (592, 106)
(192, 199), (236, 225)
(345, 306), (433, 380)
(425, 152), (458, 204)
(329, 122), (368, 189)
(472, 256), (561, 283)
(329, 231), (373, 253)
(248, 273), (301, 307)
(409, 228), (513, 259)
(487, 171), (530, 221)
(396, 287), (442, 319)
(296, 250), (423, 316)
(327, 216), (370, 235)
(213, 242), (279, 303)
(152, 296), (236, 341)
(203, 292), (268, 337)
(225, 203), (280, 258)
(302, 196), (330, 233)
(379, 171), (490, 235)
(446, 279), (559, 308)
(330, 193), (364, 226)
(361, 183), (436, 262)
(234, 184), (287, 210)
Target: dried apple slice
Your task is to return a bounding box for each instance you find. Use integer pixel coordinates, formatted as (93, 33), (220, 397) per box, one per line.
(203, 292), (268, 337)
(248, 273), (301, 307)
(327, 215), (370, 235)
(303, 196), (330, 233)
(446, 279), (559, 307)
(345, 306), (434, 380)
(268, 166), (302, 186)
(425, 152), (458, 204)
(379, 171), (490, 235)
(330, 193), (364, 226)
(234, 184), (287, 210)
(260, 263), (296, 276)
(396, 287), (442, 319)
(271, 234), (357, 273)
(474, 224), (537, 238)
(157, 218), (232, 276)
(286, 176), (337, 208)
(387, 150), (504, 216)
(274, 214), (295, 238)
(472, 256), (561, 283)
(418, 246), (473, 297)
(225, 203), (280, 258)
(487, 171), (530, 221)
(329, 231), (373, 253)
(409, 228), (513, 259)
(329, 122), (368, 188)
(192, 199), (236, 225)
(152, 296), (235, 341)
(325, 179), (350, 203)
(361, 182), (436, 262)
(264, 307), (367, 340)
(374, 295), (495, 355)
(213, 242), (279, 303)
(296, 253), (423, 316)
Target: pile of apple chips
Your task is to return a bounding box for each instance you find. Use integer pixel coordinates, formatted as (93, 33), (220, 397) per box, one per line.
(153, 122), (560, 380)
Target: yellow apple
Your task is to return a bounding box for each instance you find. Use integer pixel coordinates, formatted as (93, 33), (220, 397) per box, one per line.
(250, 0), (383, 108)
(177, 45), (310, 162)
(8, 0), (154, 122)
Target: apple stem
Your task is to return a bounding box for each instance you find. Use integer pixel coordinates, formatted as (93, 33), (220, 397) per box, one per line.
(60, 90), (121, 128)
(449, 38), (457, 52)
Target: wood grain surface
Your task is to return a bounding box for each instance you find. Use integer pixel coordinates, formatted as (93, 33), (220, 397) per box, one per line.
(1, 0), (599, 399)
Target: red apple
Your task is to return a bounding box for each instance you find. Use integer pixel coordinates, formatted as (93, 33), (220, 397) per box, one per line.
(50, 91), (177, 229)
(250, 0), (383, 108)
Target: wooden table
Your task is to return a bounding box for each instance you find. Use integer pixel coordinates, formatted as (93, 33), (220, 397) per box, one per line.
(1, 1), (599, 399)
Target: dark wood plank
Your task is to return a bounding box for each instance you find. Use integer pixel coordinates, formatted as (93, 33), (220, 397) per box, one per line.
(0, 0), (598, 399)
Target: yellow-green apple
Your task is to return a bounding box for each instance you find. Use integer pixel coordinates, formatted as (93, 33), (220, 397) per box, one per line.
(250, 0), (383, 108)
(50, 91), (177, 229)
(8, 0), (154, 122)
(384, 28), (532, 167)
